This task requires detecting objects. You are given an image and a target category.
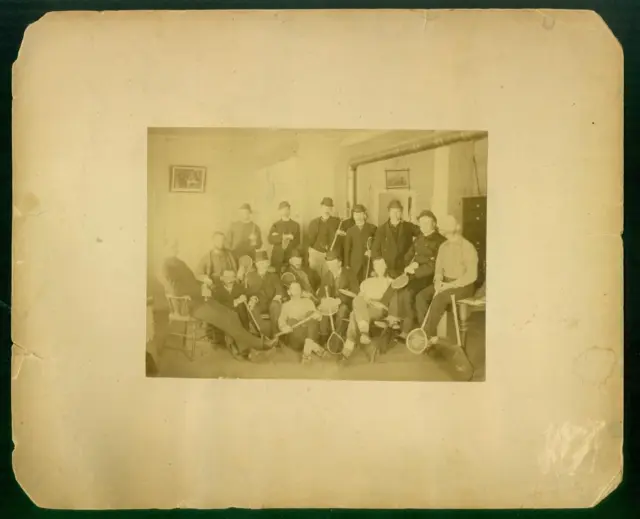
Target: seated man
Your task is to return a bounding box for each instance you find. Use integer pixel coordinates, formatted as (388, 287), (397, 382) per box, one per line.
(211, 269), (252, 332)
(159, 240), (275, 361)
(245, 250), (284, 337)
(197, 231), (237, 286)
(397, 210), (447, 338)
(277, 281), (326, 363)
(282, 247), (319, 299)
(316, 250), (359, 339)
(415, 215), (479, 347)
(343, 257), (399, 359)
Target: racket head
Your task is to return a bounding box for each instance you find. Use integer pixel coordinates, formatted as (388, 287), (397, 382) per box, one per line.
(238, 255), (253, 270)
(326, 332), (345, 355)
(391, 274), (409, 290)
(281, 271), (296, 288)
(318, 298), (340, 316)
(406, 328), (429, 354)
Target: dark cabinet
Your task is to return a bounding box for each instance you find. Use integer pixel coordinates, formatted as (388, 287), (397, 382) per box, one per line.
(462, 196), (487, 288)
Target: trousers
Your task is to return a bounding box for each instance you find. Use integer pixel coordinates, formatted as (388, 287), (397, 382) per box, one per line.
(286, 320), (320, 351)
(308, 247), (327, 277)
(415, 283), (475, 337)
(192, 301), (263, 352)
(319, 303), (350, 337)
(346, 295), (387, 342)
(249, 299), (282, 337)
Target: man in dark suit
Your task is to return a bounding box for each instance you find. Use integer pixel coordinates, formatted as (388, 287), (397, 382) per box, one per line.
(371, 199), (420, 279)
(212, 269), (252, 332)
(245, 250), (284, 336)
(344, 203), (377, 283)
(282, 248), (319, 298)
(316, 251), (360, 338)
(306, 197), (341, 277)
(227, 203), (263, 261)
(267, 201), (301, 274)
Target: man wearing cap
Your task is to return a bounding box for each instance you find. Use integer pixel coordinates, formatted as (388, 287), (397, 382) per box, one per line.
(267, 201), (301, 274)
(371, 199), (420, 278)
(227, 203), (263, 261)
(306, 197), (341, 276)
(316, 251), (359, 338)
(245, 250), (284, 336)
(197, 231), (237, 287)
(398, 210), (447, 336)
(416, 215), (479, 346)
(282, 247), (319, 297)
(344, 204), (377, 283)
(278, 281), (327, 363)
(158, 240), (275, 361)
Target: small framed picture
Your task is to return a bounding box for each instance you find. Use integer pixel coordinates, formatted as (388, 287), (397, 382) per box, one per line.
(170, 166), (207, 193)
(385, 169), (410, 189)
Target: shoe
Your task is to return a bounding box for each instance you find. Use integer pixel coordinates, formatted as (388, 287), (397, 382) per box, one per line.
(248, 347), (276, 362)
(373, 320), (388, 329)
(360, 333), (371, 345)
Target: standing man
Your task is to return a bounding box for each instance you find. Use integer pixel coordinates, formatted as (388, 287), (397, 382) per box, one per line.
(371, 199), (419, 279)
(306, 197), (341, 277)
(278, 281), (326, 363)
(316, 251), (359, 338)
(245, 250), (284, 337)
(197, 231), (237, 287)
(343, 204), (377, 283)
(227, 203), (263, 261)
(267, 201), (301, 274)
(397, 210), (447, 337)
(415, 215), (479, 347)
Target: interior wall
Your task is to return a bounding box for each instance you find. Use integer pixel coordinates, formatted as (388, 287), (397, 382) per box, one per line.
(355, 150), (436, 226)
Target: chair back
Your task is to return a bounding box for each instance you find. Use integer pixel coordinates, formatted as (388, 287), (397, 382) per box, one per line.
(166, 295), (192, 318)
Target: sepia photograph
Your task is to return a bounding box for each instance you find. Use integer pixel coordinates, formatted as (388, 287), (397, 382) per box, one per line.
(147, 128), (488, 381)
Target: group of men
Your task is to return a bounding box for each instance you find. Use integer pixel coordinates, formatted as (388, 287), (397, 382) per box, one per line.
(158, 196), (480, 363)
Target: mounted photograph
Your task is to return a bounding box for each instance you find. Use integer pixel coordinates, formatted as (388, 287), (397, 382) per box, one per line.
(147, 128), (488, 381)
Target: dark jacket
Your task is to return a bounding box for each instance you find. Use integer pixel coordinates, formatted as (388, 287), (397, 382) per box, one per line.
(212, 282), (246, 310)
(344, 222), (377, 279)
(316, 267), (360, 306)
(282, 265), (319, 294)
(371, 220), (420, 277)
(306, 216), (341, 253)
(245, 270), (284, 305)
(160, 256), (204, 308)
(267, 219), (301, 269)
(196, 249), (237, 280)
(404, 231), (447, 281)
(227, 221), (263, 260)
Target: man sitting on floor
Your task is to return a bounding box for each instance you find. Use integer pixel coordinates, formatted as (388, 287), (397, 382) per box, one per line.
(342, 257), (400, 359)
(245, 250), (284, 337)
(277, 281), (326, 364)
(159, 240), (275, 361)
(282, 247), (319, 299)
(415, 215), (479, 348)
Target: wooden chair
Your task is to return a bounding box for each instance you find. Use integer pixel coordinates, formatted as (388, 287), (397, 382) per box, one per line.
(451, 293), (486, 351)
(165, 295), (205, 361)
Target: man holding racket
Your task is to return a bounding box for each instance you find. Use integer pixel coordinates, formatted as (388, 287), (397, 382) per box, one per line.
(306, 197), (341, 276)
(343, 204), (377, 283)
(159, 241), (275, 361)
(277, 281), (327, 363)
(371, 199), (419, 279)
(342, 257), (400, 359)
(316, 250), (359, 339)
(267, 201), (301, 274)
(227, 203), (263, 261)
(212, 270), (252, 332)
(415, 215), (478, 346)
(245, 250), (284, 336)
(397, 210), (447, 338)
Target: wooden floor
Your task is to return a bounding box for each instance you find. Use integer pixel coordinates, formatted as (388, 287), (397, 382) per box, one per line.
(148, 312), (486, 382)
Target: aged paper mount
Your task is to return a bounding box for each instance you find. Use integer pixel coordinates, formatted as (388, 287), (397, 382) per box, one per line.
(11, 9), (622, 510)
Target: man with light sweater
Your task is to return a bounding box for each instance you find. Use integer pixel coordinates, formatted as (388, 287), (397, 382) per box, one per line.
(415, 215), (479, 345)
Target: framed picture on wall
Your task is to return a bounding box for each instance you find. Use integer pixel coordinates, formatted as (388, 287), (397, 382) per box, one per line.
(385, 169), (410, 189)
(170, 165), (207, 193)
